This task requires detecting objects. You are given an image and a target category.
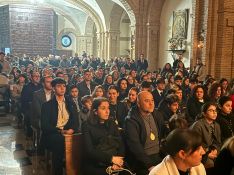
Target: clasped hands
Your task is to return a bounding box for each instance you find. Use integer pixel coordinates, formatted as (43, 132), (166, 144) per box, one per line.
(111, 156), (124, 170)
(60, 129), (74, 135)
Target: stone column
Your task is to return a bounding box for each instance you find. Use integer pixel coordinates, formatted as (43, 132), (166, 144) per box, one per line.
(107, 30), (120, 58)
(146, 22), (160, 71)
(130, 25), (136, 60)
(96, 32), (105, 59)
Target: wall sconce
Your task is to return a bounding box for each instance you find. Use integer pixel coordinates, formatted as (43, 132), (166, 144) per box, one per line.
(197, 30), (205, 48)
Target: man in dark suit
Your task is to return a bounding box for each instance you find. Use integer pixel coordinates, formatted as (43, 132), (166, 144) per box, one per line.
(152, 78), (166, 108)
(21, 71), (43, 137)
(41, 78), (79, 175)
(77, 69), (97, 99)
(136, 54), (148, 72)
(31, 76), (54, 129)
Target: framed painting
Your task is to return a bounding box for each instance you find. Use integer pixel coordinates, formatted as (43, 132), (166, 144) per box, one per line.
(172, 9), (189, 39)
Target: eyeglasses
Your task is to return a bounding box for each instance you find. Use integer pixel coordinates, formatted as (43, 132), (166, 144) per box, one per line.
(207, 109), (217, 113)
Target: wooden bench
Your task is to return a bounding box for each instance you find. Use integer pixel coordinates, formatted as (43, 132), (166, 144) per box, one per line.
(64, 133), (83, 175)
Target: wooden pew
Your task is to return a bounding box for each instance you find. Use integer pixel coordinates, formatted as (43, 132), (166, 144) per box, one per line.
(64, 133), (83, 175)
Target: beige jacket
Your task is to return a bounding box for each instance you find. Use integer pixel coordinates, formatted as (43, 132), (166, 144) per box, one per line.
(149, 155), (206, 175)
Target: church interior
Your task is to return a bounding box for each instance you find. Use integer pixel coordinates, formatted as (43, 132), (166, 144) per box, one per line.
(0, 0), (234, 175)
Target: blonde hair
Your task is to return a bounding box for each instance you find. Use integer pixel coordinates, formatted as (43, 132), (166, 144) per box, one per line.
(221, 136), (234, 156)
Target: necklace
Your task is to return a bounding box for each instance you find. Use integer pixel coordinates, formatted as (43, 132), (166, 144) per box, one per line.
(142, 115), (155, 141)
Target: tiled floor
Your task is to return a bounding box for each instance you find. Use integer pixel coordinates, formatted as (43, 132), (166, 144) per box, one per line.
(0, 113), (49, 175)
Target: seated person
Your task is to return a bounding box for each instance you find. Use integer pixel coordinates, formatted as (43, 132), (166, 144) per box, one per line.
(124, 91), (166, 175)
(82, 97), (125, 175)
(79, 95), (93, 123)
(122, 87), (138, 110)
(108, 85), (128, 128)
(149, 129), (206, 175)
(190, 102), (221, 168)
(216, 96), (234, 142)
(158, 94), (180, 122)
(169, 115), (188, 131)
(41, 78), (78, 175)
(213, 136), (234, 175)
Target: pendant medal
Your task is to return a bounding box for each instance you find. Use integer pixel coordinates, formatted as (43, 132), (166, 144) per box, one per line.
(150, 132), (155, 141)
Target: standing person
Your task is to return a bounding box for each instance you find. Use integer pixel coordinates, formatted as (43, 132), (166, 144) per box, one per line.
(124, 91), (166, 175)
(194, 58), (206, 83)
(136, 54), (148, 72)
(82, 97), (125, 175)
(149, 129), (206, 175)
(31, 76), (54, 129)
(41, 78), (78, 175)
(21, 71), (42, 137)
(0, 52), (11, 74)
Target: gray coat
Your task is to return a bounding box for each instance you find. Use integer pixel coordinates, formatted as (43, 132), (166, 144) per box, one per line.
(190, 118), (221, 151)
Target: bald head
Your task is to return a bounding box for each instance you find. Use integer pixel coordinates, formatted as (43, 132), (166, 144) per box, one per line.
(137, 91), (155, 114)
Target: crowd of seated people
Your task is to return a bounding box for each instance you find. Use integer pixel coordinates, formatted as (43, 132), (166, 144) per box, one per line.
(0, 50), (234, 175)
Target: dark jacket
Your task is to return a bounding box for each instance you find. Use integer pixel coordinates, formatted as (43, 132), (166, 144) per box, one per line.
(82, 119), (125, 175)
(31, 89), (54, 129)
(216, 112), (234, 142)
(77, 80), (97, 98)
(124, 106), (166, 170)
(109, 101), (128, 128)
(186, 97), (205, 124)
(21, 82), (43, 113)
(136, 59), (148, 72)
(152, 89), (165, 108)
(41, 96), (79, 135)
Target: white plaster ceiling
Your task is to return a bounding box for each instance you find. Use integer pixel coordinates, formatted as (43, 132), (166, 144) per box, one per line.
(0, 0), (135, 32)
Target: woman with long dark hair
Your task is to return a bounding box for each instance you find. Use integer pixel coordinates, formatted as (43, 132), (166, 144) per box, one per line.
(216, 96), (234, 142)
(117, 78), (129, 101)
(208, 82), (222, 102)
(82, 97), (125, 175)
(186, 85), (207, 124)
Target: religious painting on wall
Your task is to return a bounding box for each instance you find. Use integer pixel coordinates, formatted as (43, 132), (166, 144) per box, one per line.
(172, 9), (189, 39)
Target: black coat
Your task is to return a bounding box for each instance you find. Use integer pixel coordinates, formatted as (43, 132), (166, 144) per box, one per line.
(216, 112), (234, 142)
(77, 80), (97, 98)
(152, 89), (165, 108)
(109, 101), (128, 128)
(82, 119), (125, 175)
(186, 97), (205, 124)
(124, 106), (166, 171)
(41, 96), (79, 135)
